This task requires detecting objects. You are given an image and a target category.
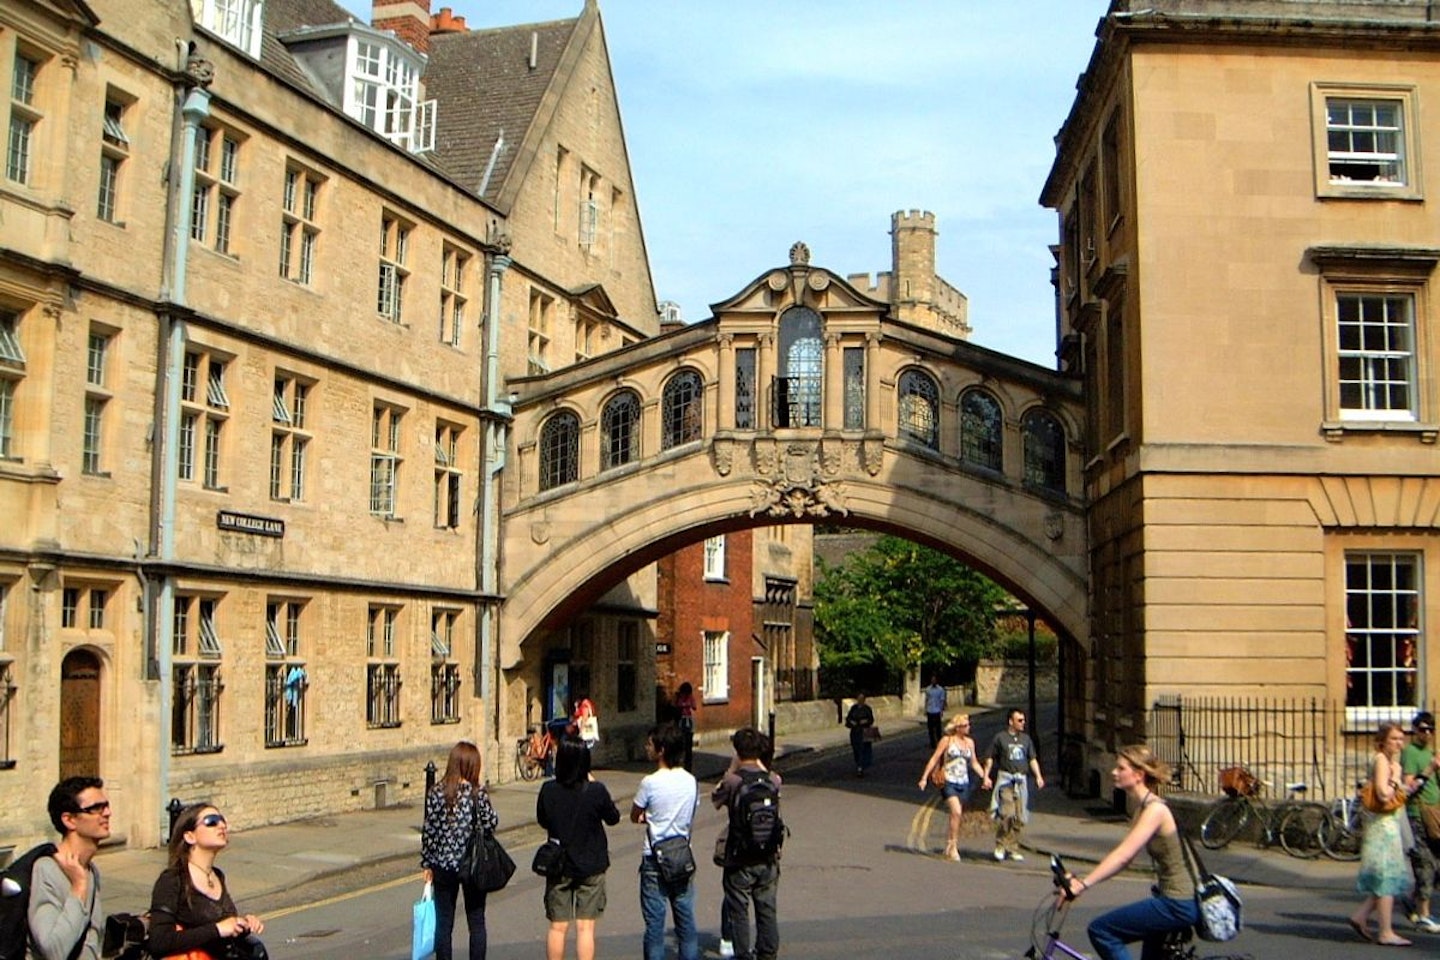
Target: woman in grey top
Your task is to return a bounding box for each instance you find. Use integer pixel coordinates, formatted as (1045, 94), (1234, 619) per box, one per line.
(1062, 745), (1198, 960)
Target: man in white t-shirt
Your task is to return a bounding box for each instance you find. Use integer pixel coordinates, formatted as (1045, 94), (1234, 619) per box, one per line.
(631, 723), (700, 960)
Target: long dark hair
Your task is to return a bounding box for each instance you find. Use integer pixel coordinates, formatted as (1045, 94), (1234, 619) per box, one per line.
(440, 740), (483, 807)
(553, 737), (591, 787)
(166, 801), (219, 908)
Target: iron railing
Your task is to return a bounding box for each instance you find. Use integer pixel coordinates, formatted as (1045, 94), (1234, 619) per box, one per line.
(1148, 695), (1428, 801)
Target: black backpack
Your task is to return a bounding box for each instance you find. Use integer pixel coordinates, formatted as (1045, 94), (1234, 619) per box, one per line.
(0, 842), (58, 960)
(728, 769), (783, 860)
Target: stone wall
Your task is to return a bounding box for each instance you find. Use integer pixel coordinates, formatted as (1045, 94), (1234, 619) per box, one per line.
(975, 659), (1058, 707)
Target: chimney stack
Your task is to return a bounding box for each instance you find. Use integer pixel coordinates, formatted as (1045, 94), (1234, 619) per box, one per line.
(372, 0), (432, 54)
(430, 7), (468, 34)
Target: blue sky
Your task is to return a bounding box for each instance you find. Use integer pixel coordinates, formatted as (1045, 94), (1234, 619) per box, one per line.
(372, 1), (1111, 366)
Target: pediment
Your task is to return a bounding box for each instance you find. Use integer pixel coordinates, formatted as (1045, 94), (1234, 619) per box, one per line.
(569, 282), (618, 320)
(710, 259), (889, 319)
(25, 0), (98, 28)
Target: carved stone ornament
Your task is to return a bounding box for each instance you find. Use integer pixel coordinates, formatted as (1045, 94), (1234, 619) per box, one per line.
(753, 438), (780, 477)
(767, 271), (788, 292)
(1044, 512), (1064, 542)
(186, 55), (216, 86)
(531, 521), (551, 545)
(807, 271), (830, 292)
(861, 437), (884, 476)
(712, 437), (734, 477)
(749, 477), (848, 519)
(789, 241), (811, 266)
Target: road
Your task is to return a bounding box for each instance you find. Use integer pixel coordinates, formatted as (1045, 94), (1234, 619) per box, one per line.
(256, 719), (1387, 959)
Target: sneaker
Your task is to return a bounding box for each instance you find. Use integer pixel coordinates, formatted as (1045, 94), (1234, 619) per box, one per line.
(1415, 916), (1440, 934)
(1008, 851), (1025, 862)
(718, 939), (735, 958)
(993, 847), (1006, 861)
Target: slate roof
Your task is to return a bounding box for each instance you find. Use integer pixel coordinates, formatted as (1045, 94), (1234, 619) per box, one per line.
(259, 0), (360, 90)
(425, 17), (578, 206)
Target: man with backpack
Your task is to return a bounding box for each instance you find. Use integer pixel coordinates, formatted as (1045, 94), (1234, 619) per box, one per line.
(711, 727), (782, 960)
(15, 776), (110, 960)
(631, 723), (699, 960)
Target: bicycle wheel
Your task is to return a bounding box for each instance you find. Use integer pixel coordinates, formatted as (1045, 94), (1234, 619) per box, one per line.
(1278, 802), (1327, 859)
(520, 747), (543, 781)
(1200, 797), (1250, 850)
(1322, 801), (1363, 861)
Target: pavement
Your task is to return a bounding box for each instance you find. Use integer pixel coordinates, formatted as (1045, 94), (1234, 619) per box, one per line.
(92, 707), (1358, 917)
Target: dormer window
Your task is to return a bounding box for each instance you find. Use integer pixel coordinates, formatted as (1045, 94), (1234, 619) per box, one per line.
(348, 38), (434, 153)
(191, 0), (263, 59)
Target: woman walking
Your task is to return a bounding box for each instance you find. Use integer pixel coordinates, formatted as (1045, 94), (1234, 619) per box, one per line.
(1349, 722), (1416, 946)
(421, 740), (500, 960)
(1061, 745), (1198, 960)
(845, 692), (877, 777)
(538, 737), (621, 960)
(917, 713), (989, 861)
(146, 802), (266, 959)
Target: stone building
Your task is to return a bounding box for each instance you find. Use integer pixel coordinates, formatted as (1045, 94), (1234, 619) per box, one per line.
(1043, 0), (1440, 766)
(0, 0), (656, 850)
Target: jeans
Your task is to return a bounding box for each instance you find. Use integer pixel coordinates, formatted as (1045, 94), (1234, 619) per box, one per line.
(431, 866), (488, 960)
(926, 712), (944, 748)
(850, 737), (873, 771)
(1087, 893), (1198, 960)
(639, 856), (699, 960)
(722, 860), (779, 960)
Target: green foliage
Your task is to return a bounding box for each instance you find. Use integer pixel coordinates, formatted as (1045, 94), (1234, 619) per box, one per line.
(814, 536), (1011, 676)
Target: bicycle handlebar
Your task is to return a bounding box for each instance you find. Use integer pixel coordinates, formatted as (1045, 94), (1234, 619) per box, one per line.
(1050, 853), (1078, 900)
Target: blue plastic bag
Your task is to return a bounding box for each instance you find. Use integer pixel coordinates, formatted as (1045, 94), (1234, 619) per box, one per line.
(411, 881), (436, 960)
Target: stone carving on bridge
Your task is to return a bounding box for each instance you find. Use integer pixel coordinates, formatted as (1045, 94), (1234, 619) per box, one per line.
(1044, 512), (1064, 541)
(747, 440), (850, 518)
(861, 437), (884, 476)
(713, 437), (735, 476)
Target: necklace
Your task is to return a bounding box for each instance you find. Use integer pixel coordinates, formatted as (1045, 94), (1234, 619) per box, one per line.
(189, 861), (217, 887)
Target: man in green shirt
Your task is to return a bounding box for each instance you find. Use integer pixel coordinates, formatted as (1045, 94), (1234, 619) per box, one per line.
(1403, 711), (1440, 933)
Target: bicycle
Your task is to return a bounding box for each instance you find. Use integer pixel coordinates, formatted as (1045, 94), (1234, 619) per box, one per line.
(514, 725), (552, 781)
(1024, 853), (1196, 960)
(1319, 779), (1365, 861)
(1198, 766), (1329, 859)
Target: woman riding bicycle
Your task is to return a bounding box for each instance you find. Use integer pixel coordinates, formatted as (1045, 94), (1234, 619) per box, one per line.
(1061, 744), (1197, 960)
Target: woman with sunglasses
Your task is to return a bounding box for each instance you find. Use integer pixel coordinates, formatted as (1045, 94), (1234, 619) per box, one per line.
(146, 802), (266, 959)
(917, 713), (989, 861)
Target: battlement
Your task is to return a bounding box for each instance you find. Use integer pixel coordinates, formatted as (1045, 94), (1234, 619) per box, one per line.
(892, 209), (936, 229)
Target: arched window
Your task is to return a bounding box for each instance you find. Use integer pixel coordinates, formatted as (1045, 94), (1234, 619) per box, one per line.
(960, 389), (1003, 472)
(539, 411), (579, 491)
(898, 369), (940, 450)
(777, 306), (822, 427)
(600, 391), (640, 470)
(1022, 408), (1066, 495)
(662, 370), (703, 449)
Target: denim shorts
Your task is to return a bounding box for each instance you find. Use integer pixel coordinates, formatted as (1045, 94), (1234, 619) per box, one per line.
(942, 780), (974, 803)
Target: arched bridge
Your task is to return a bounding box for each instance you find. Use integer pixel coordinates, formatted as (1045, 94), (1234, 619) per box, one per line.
(498, 251), (1088, 669)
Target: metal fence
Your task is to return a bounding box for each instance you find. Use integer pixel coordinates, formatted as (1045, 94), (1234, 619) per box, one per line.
(1147, 695), (1425, 802)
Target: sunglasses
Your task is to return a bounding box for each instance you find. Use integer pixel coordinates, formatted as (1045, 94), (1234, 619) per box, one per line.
(76, 801), (110, 816)
(1418, 727), (1435, 734)
(199, 813), (227, 828)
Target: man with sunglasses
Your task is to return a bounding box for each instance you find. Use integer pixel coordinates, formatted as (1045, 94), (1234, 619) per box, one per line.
(981, 709), (1044, 862)
(1403, 712), (1440, 933)
(28, 776), (110, 959)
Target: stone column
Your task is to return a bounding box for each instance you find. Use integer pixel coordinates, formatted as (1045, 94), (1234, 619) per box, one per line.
(864, 332), (881, 430)
(756, 331), (775, 430)
(716, 332), (735, 431)
(822, 332), (842, 429)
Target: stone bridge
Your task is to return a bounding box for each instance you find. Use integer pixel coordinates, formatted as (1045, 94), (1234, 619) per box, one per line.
(497, 248), (1089, 672)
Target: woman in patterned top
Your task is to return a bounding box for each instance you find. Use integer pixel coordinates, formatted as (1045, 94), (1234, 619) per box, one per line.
(422, 740), (500, 960)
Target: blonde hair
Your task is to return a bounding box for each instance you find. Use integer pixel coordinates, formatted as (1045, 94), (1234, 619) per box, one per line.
(1116, 744), (1171, 788)
(1376, 721), (1406, 752)
(945, 713), (971, 735)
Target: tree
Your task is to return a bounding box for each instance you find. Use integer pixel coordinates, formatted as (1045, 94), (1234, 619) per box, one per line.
(814, 536), (1010, 678)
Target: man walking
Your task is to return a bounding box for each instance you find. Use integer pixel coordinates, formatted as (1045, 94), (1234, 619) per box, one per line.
(981, 709), (1043, 862)
(631, 723), (700, 960)
(923, 675), (948, 748)
(28, 776), (110, 960)
(712, 728), (782, 960)
(1404, 711), (1440, 932)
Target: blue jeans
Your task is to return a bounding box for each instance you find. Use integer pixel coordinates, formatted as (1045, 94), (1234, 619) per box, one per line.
(1087, 893), (1198, 960)
(639, 856), (699, 960)
(431, 866), (487, 960)
(722, 860), (779, 960)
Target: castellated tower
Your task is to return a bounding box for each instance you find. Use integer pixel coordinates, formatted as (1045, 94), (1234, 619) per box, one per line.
(890, 209), (972, 340)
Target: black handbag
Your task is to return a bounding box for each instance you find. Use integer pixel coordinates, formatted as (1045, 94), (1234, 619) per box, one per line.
(459, 788), (515, 892)
(650, 831), (696, 885)
(102, 912), (147, 959)
(533, 783), (586, 878)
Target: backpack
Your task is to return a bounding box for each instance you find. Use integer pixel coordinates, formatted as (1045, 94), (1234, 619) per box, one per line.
(0, 842), (58, 960)
(727, 769), (783, 860)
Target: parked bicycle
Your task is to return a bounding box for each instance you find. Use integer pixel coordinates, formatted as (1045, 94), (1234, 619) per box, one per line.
(1024, 853), (1196, 960)
(1318, 779), (1365, 861)
(514, 724), (553, 781)
(1198, 765), (1329, 859)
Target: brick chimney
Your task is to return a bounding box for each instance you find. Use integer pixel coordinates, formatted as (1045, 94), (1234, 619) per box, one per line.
(372, 0), (432, 54)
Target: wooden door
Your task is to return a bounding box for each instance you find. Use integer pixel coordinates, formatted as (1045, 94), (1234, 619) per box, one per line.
(59, 649), (101, 779)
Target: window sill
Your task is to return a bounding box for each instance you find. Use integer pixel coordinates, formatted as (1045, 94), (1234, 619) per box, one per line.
(172, 744), (225, 757)
(367, 722), (402, 730)
(430, 717), (461, 726)
(265, 738), (309, 748)
(1321, 420), (1438, 443)
(703, 576), (730, 585)
(82, 470), (112, 479)
(702, 696), (729, 705)
(371, 513), (405, 523)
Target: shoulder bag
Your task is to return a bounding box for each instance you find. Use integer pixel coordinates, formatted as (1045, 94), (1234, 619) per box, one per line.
(533, 783), (585, 878)
(648, 820), (696, 885)
(460, 788), (516, 892)
(1179, 832), (1243, 942)
(1361, 780), (1407, 815)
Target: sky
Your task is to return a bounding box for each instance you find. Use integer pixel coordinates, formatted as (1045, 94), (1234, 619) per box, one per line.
(359, 1), (1114, 367)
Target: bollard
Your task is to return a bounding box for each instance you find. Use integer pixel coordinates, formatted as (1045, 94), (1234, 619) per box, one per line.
(166, 797), (184, 841)
(424, 759), (437, 796)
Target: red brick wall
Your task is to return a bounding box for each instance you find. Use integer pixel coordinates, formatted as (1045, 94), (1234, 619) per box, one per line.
(655, 531), (755, 735)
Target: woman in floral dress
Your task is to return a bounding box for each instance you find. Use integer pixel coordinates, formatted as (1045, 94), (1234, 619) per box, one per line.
(1350, 722), (1416, 946)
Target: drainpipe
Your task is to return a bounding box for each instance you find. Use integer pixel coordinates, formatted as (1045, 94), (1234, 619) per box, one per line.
(155, 76), (211, 840)
(479, 252), (510, 762)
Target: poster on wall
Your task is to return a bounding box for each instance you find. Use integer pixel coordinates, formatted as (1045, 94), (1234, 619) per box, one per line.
(548, 661), (570, 722)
